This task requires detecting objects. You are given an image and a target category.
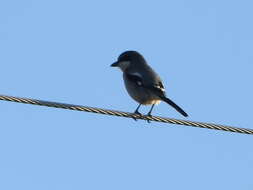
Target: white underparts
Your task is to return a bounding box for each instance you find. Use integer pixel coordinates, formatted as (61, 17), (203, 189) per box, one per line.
(143, 99), (161, 105)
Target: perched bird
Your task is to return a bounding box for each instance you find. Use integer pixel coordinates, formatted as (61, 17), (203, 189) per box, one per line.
(111, 51), (188, 118)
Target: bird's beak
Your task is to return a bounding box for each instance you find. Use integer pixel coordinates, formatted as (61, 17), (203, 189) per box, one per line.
(111, 61), (119, 67)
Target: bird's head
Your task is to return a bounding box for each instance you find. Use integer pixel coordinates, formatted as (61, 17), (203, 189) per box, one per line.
(111, 51), (144, 72)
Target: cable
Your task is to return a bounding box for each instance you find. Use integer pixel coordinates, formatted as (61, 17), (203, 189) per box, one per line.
(0, 94), (252, 135)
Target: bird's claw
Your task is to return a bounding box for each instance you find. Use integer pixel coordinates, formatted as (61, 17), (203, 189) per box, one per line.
(132, 111), (142, 121)
(145, 113), (152, 123)
(130, 110), (152, 123)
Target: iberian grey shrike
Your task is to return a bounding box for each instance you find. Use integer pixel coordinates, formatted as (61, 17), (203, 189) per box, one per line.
(111, 51), (188, 119)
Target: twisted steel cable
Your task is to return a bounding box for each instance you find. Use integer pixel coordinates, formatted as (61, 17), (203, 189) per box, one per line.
(0, 94), (252, 135)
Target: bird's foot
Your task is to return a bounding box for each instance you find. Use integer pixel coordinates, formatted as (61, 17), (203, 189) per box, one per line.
(132, 111), (142, 121)
(145, 112), (153, 123)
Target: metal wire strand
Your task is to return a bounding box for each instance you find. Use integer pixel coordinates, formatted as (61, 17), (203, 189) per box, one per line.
(0, 94), (252, 135)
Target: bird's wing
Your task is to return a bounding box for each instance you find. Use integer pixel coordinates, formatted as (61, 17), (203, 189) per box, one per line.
(148, 81), (167, 98)
(125, 73), (166, 97)
(125, 72), (144, 87)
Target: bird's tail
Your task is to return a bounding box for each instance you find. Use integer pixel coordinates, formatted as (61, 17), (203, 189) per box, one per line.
(160, 96), (188, 117)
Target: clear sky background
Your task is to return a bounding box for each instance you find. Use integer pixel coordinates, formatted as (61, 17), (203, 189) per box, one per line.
(0, 0), (253, 189)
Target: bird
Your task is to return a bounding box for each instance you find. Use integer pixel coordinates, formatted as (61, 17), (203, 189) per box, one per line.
(111, 50), (188, 119)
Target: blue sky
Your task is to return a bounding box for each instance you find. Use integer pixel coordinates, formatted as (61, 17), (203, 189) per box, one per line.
(0, 0), (253, 189)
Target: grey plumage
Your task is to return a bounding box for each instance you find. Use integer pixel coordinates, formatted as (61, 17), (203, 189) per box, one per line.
(111, 50), (188, 117)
